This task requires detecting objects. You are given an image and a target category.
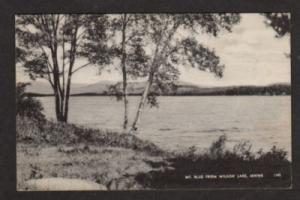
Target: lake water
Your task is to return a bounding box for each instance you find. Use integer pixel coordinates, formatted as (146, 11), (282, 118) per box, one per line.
(38, 96), (291, 158)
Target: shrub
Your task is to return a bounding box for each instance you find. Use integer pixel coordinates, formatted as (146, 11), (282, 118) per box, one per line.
(16, 115), (43, 142)
(209, 134), (227, 159)
(16, 82), (46, 124)
(135, 135), (291, 189)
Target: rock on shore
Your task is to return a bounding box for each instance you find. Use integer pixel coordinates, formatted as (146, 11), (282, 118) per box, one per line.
(25, 178), (107, 191)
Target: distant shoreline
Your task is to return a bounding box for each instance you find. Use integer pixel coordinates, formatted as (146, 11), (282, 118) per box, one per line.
(25, 82), (291, 97)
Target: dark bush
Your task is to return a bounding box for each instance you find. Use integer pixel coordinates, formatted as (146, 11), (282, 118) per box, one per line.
(16, 82), (46, 124)
(136, 135), (291, 189)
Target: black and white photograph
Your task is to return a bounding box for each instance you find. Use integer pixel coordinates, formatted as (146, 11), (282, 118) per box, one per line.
(15, 13), (291, 190)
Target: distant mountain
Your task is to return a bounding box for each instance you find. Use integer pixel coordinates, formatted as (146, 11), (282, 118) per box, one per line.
(70, 81), (116, 95)
(24, 81), (291, 96)
(25, 81), (142, 95)
(25, 82), (85, 94)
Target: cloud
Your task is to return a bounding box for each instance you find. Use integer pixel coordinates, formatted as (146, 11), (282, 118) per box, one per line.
(181, 13), (290, 86)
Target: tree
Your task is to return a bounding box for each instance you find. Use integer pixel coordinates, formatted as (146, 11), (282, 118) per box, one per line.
(129, 14), (241, 133)
(263, 13), (291, 57)
(15, 15), (110, 122)
(263, 13), (291, 37)
(110, 14), (149, 130)
(84, 14), (148, 130)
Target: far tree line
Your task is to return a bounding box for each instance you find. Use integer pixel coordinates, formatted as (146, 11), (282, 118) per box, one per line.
(15, 13), (290, 133)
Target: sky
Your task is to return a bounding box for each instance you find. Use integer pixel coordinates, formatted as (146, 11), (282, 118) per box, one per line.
(16, 13), (291, 87)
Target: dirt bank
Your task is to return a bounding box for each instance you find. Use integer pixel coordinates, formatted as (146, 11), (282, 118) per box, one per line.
(17, 143), (168, 190)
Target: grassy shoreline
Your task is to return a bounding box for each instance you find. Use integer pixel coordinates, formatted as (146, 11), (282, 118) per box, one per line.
(17, 116), (169, 190)
(17, 116), (291, 190)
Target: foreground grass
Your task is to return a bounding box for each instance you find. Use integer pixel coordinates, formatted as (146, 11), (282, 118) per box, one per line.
(17, 116), (165, 156)
(17, 116), (292, 190)
(17, 144), (167, 190)
(17, 116), (168, 190)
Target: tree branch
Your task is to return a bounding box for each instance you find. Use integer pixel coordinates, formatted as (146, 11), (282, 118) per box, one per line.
(76, 29), (87, 41)
(71, 63), (91, 74)
(39, 46), (54, 71)
(45, 71), (55, 89)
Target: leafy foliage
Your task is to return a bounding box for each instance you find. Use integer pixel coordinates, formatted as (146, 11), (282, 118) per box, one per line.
(209, 134), (227, 159)
(16, 14), (108, 122)
(16, 82), (45, 123)
(263, 13), (291, 37)
(82, 14), (150, 79)
(136, 135), (291, 188)
(113, 15), (150, 78)
(107, 82), (123, 101)
(129, 14), (241, 131)
(143, 14), (240, 102)
(79, 15), (111, 67)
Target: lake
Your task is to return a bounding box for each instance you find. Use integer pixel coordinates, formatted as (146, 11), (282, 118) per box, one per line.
(38, 96), (291, 158)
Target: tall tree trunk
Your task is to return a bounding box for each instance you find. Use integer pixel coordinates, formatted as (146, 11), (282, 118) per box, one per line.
(130, 72), (154, 133)
(62, 19), (79, 123)
(61, 31), (66, 121)
(50, 16), (65, 122)
(122, 69), (129, 130)
(62, 41), (76, 122)
(129, 26), (177, 133)
(53, 78), (64, 122)
(51, 49), (65, 122)
(129, 36), (163, 133)
(121, 14), (128, 130)
(63, 72), (72, 122)
(54, 91), (63, 121)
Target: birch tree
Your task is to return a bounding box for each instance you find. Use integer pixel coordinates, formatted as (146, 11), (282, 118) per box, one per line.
(111, 14), (149, 130)
(84, 14), (149, 130)
(16, 14), (110, 122)
(129, 14), (241, 133)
